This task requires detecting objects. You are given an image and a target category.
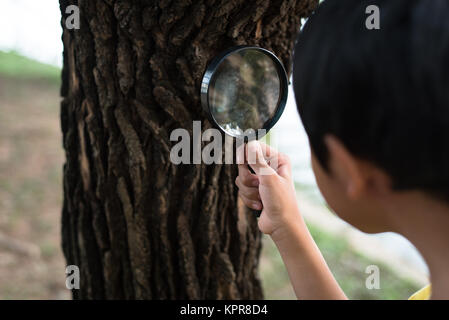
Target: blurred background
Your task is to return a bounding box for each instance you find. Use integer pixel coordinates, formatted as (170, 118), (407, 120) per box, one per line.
(0, 0), (428, 299)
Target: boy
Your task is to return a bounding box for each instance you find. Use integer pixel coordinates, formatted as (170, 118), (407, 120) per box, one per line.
(235, 0), (449, 299)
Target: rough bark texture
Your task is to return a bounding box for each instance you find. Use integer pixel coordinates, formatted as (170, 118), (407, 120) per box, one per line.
(59, 0), (317, 299)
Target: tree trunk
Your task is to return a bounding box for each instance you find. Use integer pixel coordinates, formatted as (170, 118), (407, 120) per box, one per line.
(59, 0), (317, 299)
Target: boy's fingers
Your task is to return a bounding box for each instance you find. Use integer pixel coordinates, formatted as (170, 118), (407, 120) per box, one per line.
(235, 176), (260, 200)
(246, 141), (292, 180)
(238, 192), (263, 210)
(238, 164), (259, 187)
(253, 141), (277, 158)
(236, 143), (245, 164)
(238, 141), (276, 165)
(246, 141), (276, 177)
(276, 153), (292, 179)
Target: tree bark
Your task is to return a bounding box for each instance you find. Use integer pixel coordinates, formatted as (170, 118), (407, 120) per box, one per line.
(59, 0), (317, 299)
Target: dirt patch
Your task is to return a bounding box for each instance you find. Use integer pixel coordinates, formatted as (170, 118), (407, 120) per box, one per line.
(0, 76), (69, 299)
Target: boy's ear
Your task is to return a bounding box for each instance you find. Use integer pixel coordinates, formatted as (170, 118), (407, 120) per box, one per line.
(324, 135), (392, 199)
(324, 135), (366, 200)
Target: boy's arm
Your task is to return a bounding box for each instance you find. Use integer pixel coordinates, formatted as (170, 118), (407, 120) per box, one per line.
(236, 141), (347, 300)
(271, 213), (347, 299)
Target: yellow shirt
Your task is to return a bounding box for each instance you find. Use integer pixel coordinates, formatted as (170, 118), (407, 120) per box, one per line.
(408, 285), (431, 300)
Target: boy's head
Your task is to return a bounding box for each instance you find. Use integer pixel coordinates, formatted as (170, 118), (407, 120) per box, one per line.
(293, 0), (449, 232)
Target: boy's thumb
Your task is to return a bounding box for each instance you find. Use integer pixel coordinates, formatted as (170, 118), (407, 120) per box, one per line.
(246, 141), (276, 177)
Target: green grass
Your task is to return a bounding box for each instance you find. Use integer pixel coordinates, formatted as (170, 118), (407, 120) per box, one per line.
(261, 223), (421, 300)
(0, 55), (68, 299)
(0, 51), (60, 84)
(308, 223), (420, 299)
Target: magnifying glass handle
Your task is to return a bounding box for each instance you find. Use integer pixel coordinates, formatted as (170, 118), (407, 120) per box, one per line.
(252, 209), (262, 218)
(247, 165), (262, 218)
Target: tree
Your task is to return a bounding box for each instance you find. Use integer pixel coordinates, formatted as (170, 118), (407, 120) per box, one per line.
(59, 0), (317, 299)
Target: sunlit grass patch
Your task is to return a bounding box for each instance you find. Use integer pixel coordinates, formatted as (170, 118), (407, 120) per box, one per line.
(0, 51), (60, 84)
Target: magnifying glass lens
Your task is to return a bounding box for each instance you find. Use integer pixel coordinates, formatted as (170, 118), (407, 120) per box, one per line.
(208, 49), (281, 137)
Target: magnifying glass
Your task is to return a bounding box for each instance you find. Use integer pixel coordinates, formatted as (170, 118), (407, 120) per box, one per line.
(201, 46), (288, 140)
(201, 46), (289, 216)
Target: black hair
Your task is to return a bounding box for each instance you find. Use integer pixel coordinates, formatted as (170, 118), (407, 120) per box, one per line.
(293, 0), (449, 201)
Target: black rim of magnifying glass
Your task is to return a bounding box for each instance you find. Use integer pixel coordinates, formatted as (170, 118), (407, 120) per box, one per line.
(200, 45), (289, 140)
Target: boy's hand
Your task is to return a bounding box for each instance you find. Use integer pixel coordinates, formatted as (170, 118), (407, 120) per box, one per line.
(235, 141), (303, 240)
(237, 141), (346, 300)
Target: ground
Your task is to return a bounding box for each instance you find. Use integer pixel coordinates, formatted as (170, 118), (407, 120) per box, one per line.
(0, 67), (68, 299)
(0, 51), (421, 299)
